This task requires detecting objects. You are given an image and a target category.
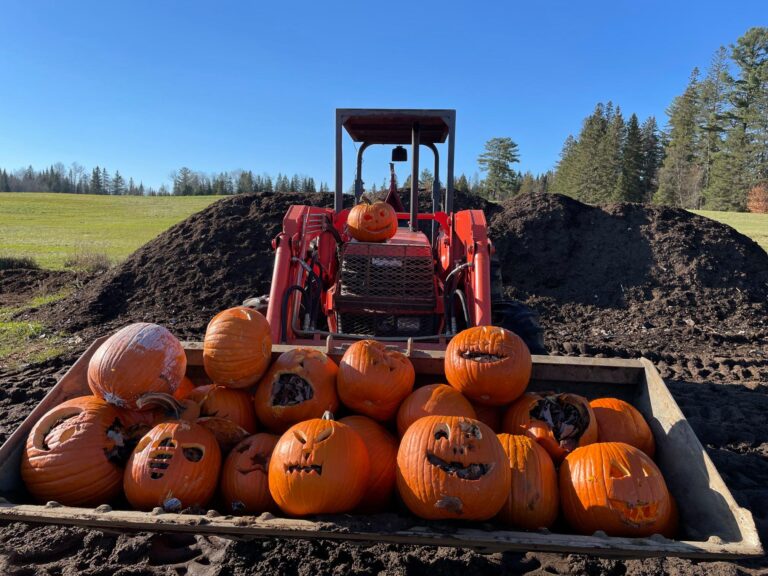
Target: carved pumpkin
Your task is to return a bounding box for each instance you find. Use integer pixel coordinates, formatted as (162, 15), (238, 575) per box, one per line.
(124, 420), (221, 511)
(22, 398), (126, 506)
(189, 385), (257, 433)
(347, 200), (398, 242)
(560, 442), (673, 537)
(444, 326), (531, 406)
(203, 306), (272, 388)
(268, 412), (370, 516)
(396, 384), (476, 437)
(502, 392), (598, 463)
(471, 402), (503, 433)
(339, 415), (398, 512)
(196, 417), (250, 454)
(254, 348), (339, 432)
(590, 398), (656, 458)
(220, 433), (279, 514)
(396, 415), (510, 520)
(496, 433), (558, 530)
(337, 340), (415, 421)
(87, 323), (187, 409)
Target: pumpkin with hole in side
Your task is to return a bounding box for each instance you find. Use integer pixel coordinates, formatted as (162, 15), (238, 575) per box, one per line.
(220, 433), (279, 514)
(590, 397), (655, 458)
(396, 384), (476, 437)
(189, 385), (257, 433)
(347, 200), (398, 242)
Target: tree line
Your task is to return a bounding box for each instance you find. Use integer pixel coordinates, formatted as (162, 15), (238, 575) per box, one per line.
(0, 163), (154, 195)
(169, 167), (329, 196)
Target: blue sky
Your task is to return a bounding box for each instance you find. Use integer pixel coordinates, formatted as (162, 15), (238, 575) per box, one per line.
(0, 1), (764, 191)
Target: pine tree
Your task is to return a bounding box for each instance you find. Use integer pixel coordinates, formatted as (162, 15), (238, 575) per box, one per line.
(90, 167), (102, 194)
(639, 117), (662, 202)
(237, 171), (255, 194)
(617, 114), (643, 202)
(101, 169), (112, 195)
(477, 137), (520, 199)
(698, 47), (730, 193)
(455, 174), (470, 194)
(518, 172), (536, 194)
(112, 171), (126, 195)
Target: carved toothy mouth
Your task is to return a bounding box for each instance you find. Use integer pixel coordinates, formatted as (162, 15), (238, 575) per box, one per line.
(426, 452), (492, 480)
(272, 374), (314, 406)
(460, 351), (505, 363)
(286, 464), (323, 475)
(609, 500), (660, 526)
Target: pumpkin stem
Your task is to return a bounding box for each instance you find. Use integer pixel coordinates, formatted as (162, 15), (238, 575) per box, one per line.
(321, 410), (335, 421)
(136, 392), (184, 420)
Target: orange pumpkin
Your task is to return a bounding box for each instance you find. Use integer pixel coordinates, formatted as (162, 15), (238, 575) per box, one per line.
(396, 415), (510, 520)
(268, 412), (370, 516)
(590, 398), (655, 458)
(87, 322), (187, 409)
(560, 442), (673, 537)
(340, 415), (398, 512)
(337, 340), (414, 421)
(189, 385), (257, 433)
(203, 306), (272, 388)
(220, 433), (279, 514)
(502, 392), (598, 463)
(124, 420), (221, 511)
(196, 417), (250, 454)
(173, 376), (196, 400)
(444, 326), (531, 406)
(396, 384), (476, 437)
(471, 402), (503, 433)
(22, 398), (126, 506)
(347, 200), (398, 242)
(496, 434), (558, 530)
(254, 348), (339, 432)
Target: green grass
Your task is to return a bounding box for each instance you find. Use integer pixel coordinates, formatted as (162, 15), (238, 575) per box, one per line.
(691, 210), (768, 253)
(0, 193), (221, 269)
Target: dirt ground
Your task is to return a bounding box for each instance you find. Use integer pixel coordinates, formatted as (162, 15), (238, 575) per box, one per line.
(0, 191), (766, 575)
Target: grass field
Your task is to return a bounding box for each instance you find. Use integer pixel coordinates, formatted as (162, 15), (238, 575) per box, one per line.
(692, 210), (768, 253)
(0, 193), (221, 269)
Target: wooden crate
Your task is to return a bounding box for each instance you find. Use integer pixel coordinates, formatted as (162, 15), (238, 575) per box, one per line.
(0, 339), (761, 559)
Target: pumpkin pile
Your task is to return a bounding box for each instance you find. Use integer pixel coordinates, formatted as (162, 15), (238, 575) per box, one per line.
(21, 311), (676, 538)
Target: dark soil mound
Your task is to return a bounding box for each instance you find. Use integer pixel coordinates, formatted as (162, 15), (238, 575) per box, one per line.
(0, 269), (77, 307)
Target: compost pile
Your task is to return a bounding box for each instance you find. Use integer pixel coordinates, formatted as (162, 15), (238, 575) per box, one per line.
(1, 191), (767, 576)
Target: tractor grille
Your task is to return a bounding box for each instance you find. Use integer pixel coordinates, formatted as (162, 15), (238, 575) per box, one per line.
(337, 313), (438, 338)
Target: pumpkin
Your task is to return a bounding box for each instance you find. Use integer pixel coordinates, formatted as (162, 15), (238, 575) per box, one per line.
(339, 415), (398, 512)
(87, 322), (187, 409)
(190, 385), (257, 433)
(396, 384), (476, 437)
(254, 348), (339, 432)
(220, 433), (279, 514)
(173, 376), (196, 401)
(124, 420), (221, 511)
(268, 412), (370, 516)
(502, 392), (598, 463)
(337, 340), (414, 421)
(346, 200), (398, 242)
(471, 402), (503, 433)
(444, 326), (531, 406)
(590, 398), (656, 458)
(396, 415), (510, 520)
(203, 306), (272, 388)
(196, 417), (250, 454)
(559, 442), (673, 537)
(496, 434), (558, 530)
(22, 398), (126, 506)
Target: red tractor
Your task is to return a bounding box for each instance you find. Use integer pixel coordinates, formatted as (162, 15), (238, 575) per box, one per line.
(262, 109), (544, 353)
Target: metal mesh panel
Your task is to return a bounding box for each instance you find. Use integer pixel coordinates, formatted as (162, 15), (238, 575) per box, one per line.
(337, 313), (438, 338)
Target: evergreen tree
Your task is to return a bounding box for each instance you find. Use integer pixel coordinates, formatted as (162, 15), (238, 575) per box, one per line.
(698, 47), (730, 193)
(112, 171), (126, 195)
(477, 137), (520, 199)
(617, 114), (643, 202)
(639, 117), (663, 202)
(455, 174), (470, 194)
(101, 169), (112, 195)
(237, 170), (255, 194)
(518, 172), (536, 194)
(90, 166), (102, 194)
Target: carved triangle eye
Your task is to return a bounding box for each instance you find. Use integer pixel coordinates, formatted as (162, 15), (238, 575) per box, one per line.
(293, 430), (307, 444)
(315, 427), (333, 443)
(609, 460), (630, 479)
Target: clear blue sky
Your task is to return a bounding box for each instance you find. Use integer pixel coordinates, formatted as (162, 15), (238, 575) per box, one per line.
(1, 1), (764, 191)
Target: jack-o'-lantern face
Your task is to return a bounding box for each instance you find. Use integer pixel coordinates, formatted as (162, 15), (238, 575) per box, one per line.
(347, 201), (398, 242)
(124, 421), (221, 511)
(396, 415), (510, 521)
(268, 413), (370, 516)
(221, 433), (279, 514)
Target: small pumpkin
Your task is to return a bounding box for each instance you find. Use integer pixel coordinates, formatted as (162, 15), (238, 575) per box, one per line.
(396, 415), (510, 520)
(340, 415), (398, 512)
(220, 433), (279, 514)
(496, 433), (558, 530)
(124, 420), (221, 511)
(88, 323), (187, 409)
(254, 348), (339, 432)
(268, 412), (370, 516)
(590, 398), (655, 458)
(444, 326), (531, 406)
(203, 306), (272, 388)
(560, 442), (673, 537)
(347, 200), (398, 242)
(190, 385), (258, 433)
(337, 340), (415, 421)
(396, 384), (476, 437)
(502, 392), (598, 462)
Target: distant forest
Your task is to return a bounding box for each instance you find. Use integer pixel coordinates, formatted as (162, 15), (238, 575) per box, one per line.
(1, 27), (765, 211)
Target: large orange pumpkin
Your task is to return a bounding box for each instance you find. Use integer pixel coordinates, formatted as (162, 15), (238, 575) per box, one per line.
(337, 339), (414, 421)
(444, 326), (531, 406)
(220, 433), (279, 514)
(347, 200), (398, 242)
(502, 392), (598, 462)
(396, 415), (510, 520)
(396, 384), (476, 437)
(87, 323), (187, 410)
(124, 420), (221, 510)
(339, 415), (398, 512)
(22, 397), (126, 506)
(268, 412), (370, 516)
(559, 442), (673, 537)
(203, 306), (272, 388)
(590, 398), (655, 458)
(496, 433), (558, 530)
(189, 385), (257, 433)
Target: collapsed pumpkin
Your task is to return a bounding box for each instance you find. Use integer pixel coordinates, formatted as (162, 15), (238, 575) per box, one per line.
(590, 397), (656, 458)
(396, 384), (476, 437)
(220, 433), (279, 514)
(346, 200), (398, 242)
